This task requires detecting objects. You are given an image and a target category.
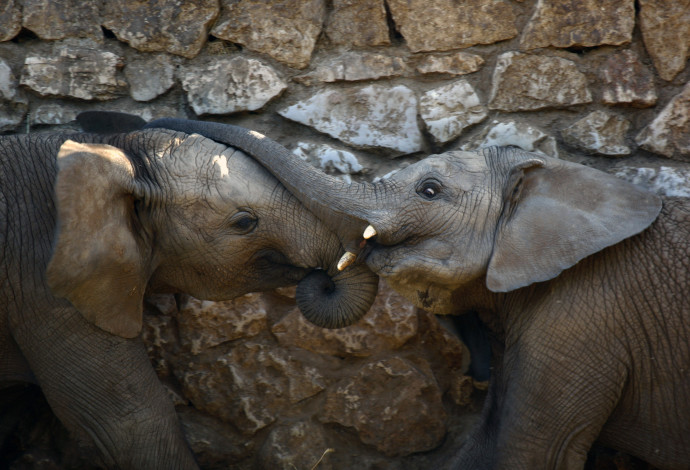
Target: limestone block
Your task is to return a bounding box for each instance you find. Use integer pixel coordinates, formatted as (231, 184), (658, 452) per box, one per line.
(319, 356), (446, 456)
(416, 52), (485, 75)
(31, 104), (78, 126)
(614, 167), (690, 197)
(20, 46), (126, 100)
(386, 0), (517, 52)
(561, 111), (631, 156)
(600, 50), (657, 108)
(521, 0), (634, 50)
(0, 1), (21, 41)
(125, 54), (176, 102)
(488, 52), (592, 111)
(420, 80), (487, 144)
(635, 83), (690, 161)
(271, 280), (418, 357)
(639, 0), (690, 81)
(176, 294), (268, 355)
(177, 340), (337, 435)
(292, 142), (363, 183)
(212, 0), (326, 69)
(103, 0), (218, 59)
(22, 0), (101, 40)
(460, 119), (559, 158)
(180, 56), (287, 115)
(278, 84), (423, 154)
(294, 51), (407, 85)
(258, 421), (332, 470)
(325, 0), (390, 47)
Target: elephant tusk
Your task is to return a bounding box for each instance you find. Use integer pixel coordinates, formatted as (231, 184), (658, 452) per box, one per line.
(337, 251), (357, 271)
(363, 225), (377, 239)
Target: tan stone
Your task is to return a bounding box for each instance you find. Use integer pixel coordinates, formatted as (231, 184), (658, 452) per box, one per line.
(387, 0), (517, 52)
(325, 0), (390, 47)
(319, 356), (446, 456)
(259, 421), (333, 470)
(635, 83), (690, 161)
(600, 50), (657, 108)
(103, 0), (218, 59)
(212, 0), (326, 69)
(0, 0), (21, 42)
(521, 0), (634, 50)
(294, 51), (407, 85)
(416, 52), (485, 75)
(21, 0), (101, 40)
(272, 280), (417, 357)
(561, 111), (631, 156)
(176, 294), (268, 355)
(639, 0), (690, 81)
(489, 52), (592, 111)
(20, 46), (126, 101)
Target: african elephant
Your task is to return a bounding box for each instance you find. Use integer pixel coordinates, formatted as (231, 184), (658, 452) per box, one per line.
(145, 119), (689, 469)
(0, 124), (377, 469)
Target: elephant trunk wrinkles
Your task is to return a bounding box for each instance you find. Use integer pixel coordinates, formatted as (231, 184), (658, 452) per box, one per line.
(145, 118), (380, 328)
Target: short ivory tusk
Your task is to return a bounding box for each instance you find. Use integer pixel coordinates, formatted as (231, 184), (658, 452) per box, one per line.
(337, 251), (357, 271)
(363, 225), (377, 239)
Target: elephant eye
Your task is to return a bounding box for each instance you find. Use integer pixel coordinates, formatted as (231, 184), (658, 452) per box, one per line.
(417, 180), (442, 200)
(228, 210), (257, 234)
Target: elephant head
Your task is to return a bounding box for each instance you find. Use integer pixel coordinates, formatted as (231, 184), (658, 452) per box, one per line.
(141, 121), (660, 318)
(45, 124), (378, 337)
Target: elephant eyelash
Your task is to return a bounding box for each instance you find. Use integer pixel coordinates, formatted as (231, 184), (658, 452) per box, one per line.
(226, 210), (258, 234)
(416, 179), (443, 200)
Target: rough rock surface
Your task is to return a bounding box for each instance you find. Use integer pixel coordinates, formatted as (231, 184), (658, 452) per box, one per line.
(615, 166), (690, 197)
(22, 0), (101, 40)
(103, 0), (218, 58)
(212, 0), (326, 69)
(460, 119), (559, 158)
(278, 85), (423, 153)
(489, 52), (592, 111)
(20, 46), (126, 100)
(520, 0), (634, 50)
(386, 0), (517, 52)
(180, 56), (287, 115)
(420, 80), (487, 144)
(124, 54), (175, 102)
(416, 52), (485, 75)
(638, 0), (690, 81)
(635, 83), (690, 161)
(325, 0), (390, 47)
(0, 57), (27, 131)
(561, 111), (632, 156)
(600, 50), (657, 108)
(291, 142), (363, 182)
(295, 51), (407, 85)
(0, 1), (21, 41)
(319, 356), (446, 456)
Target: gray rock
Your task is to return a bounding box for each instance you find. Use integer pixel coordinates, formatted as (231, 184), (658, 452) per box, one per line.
(489, 52), (592, 111)
(615, 166), (690, 197)
(0, 58), (27, 131)
(461, 119), (559, 158)
(292, 142), (363, 183)
(180, 56), (287, 115)
(561, 111), (631, 156)
(20, 46), (126, 101)
(278, 85), (423, 154)
(294, 51), (407, 85)
(212, 0), (326, 69)
(125, 54), (176, 102)
(31, 104), (78, 126)
(635, 82), (690, 161)
(420, 80), (487, 144)
(416, 52), (485, 75)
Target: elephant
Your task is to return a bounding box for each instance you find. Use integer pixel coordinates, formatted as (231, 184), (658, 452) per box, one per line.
(139, 119), (689, 469)
(0, 123), (378, 469)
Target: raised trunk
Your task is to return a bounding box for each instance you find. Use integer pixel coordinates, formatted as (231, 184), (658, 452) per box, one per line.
(144, 118), (379, 328)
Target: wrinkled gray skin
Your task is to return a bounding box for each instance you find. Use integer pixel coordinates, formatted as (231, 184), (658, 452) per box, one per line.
(0, 127), (377, 469)
(176, 124), (688, 470)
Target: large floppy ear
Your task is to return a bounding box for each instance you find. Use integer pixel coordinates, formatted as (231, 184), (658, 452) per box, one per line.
(46, 140), (149, 338)
(486, 154), (662, 292)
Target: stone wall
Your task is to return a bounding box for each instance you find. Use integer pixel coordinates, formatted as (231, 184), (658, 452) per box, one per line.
(1, 0), (687, 468)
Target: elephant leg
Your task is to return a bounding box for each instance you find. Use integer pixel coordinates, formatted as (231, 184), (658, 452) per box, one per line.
(11, 305), (198, 470)
(450, 341), (624, 470)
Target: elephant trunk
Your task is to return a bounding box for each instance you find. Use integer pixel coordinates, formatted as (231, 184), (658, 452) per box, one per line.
(144, 118), (380, 328)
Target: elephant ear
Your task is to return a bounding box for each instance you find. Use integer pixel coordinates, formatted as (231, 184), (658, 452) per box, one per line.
(46, 140), (149, 338)
(486, 154), (662, 292)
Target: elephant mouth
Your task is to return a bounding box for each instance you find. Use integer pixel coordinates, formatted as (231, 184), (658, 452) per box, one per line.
(251, 249), (311, 288)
